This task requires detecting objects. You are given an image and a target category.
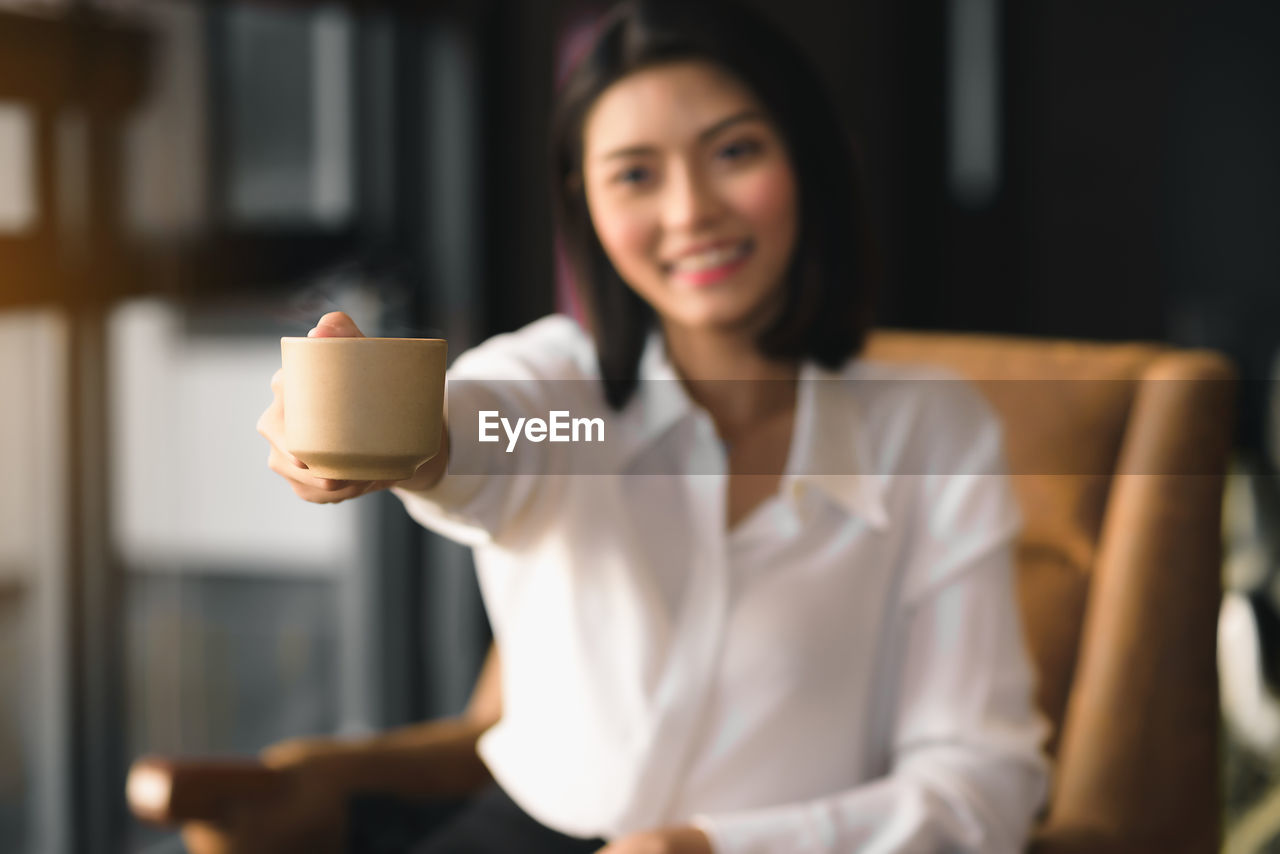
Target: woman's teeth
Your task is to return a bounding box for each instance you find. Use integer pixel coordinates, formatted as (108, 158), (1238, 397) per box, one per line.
(669, 241), (751, 273)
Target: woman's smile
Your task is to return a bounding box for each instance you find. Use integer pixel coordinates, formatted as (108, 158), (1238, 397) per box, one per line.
(664, 238), (755, 286)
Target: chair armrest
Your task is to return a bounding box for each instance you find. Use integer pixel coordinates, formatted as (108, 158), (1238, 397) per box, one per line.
(126, 755), (287, 826)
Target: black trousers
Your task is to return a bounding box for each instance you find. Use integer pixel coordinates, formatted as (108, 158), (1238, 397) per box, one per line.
(347, 781), (608, 854)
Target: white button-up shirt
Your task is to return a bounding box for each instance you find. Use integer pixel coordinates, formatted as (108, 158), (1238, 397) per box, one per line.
(393, 315), (1051, 853)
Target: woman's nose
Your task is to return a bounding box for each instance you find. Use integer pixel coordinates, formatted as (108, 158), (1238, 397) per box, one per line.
(662, 166), (723, 231)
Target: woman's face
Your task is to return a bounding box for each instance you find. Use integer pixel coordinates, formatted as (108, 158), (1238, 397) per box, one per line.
(581, 60), (799, 336)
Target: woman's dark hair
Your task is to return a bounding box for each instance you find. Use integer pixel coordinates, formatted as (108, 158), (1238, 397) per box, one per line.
(551, 0), (879, 409)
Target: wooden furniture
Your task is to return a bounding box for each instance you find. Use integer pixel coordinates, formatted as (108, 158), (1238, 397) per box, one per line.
(127, 756), (285, 827)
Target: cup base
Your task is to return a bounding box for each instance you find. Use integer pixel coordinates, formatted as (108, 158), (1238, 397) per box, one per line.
(294, 452), (430, 483)
(306, 465), (419, 482)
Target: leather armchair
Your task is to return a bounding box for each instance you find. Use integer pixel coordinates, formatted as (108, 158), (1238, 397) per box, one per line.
(865, 330), (1235, 854)
(130, 331), (1236, 853)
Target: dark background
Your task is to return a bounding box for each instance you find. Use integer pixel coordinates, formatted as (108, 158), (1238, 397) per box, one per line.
(444, 0), (1280, 445)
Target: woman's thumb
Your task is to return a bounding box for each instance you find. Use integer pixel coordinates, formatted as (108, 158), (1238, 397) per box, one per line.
(307, 311), (365, 338)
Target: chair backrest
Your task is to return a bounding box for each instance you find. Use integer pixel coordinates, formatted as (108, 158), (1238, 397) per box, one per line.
(864, 330), (1235, 851)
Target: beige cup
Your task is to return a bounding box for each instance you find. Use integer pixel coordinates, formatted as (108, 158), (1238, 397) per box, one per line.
(281, 336), (446, 481)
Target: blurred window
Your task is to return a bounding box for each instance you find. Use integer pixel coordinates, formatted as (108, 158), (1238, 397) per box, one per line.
(109, 294), (376, 854)
(947, 0), (1001, 208)
(0, 309), (71, 854)
(223, 5), (353, 228)
(0, 1), (478, 850)
(0, 104), (37, 234)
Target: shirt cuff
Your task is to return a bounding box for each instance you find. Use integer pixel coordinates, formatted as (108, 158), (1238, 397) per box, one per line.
(391, 475), (494, 546)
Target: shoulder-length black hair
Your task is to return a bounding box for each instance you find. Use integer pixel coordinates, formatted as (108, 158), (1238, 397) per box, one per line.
(551, 0), (879, 410)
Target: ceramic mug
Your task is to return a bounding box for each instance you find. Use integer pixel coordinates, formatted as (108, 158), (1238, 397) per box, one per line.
(280, 336), (446, 481)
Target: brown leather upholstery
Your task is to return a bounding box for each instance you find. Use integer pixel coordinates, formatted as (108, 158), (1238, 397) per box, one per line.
(864, 330), (1235, 854)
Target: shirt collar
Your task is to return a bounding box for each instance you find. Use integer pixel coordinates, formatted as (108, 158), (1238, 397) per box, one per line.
(786, 361), (890, 531)
(607, 327), (696, 471)
(619, 328), (890, 531)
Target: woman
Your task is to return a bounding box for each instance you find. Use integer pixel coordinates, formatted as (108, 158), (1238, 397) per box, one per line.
(235, 1), (1050, 852)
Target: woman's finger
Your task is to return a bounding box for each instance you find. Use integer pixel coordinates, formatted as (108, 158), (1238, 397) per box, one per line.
(259, 412), (307, 470)
(309, 311), (365, 338)
(267, 447), (310, 480)
(268, 446), (376, 504)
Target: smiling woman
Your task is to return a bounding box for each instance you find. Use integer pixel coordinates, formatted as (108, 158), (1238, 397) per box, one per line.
(238, 1), (1050, 853)
(551, 0), (878, 411)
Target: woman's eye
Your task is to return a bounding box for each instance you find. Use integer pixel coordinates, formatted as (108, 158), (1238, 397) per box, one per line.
(717, 139), (762, 162)
(613, 166), (651, 186)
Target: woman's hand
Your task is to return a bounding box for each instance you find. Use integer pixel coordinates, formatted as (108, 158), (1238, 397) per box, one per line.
(258, 311), (399, 504)
(180, 736), (352, 854)
(595, 825), (714, 854)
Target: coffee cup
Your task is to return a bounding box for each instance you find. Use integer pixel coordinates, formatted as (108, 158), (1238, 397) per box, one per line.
(280, 336), (446, 481)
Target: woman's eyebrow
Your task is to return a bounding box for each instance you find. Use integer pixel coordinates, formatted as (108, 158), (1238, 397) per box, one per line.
(598, 109), (766, 161)
(697, 109), (765, 142)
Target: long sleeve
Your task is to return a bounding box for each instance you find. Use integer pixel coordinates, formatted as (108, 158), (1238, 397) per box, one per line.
(690, 383), (1052, 854)
(392, 315), (591, 546)
(392, 370), (546, 547)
